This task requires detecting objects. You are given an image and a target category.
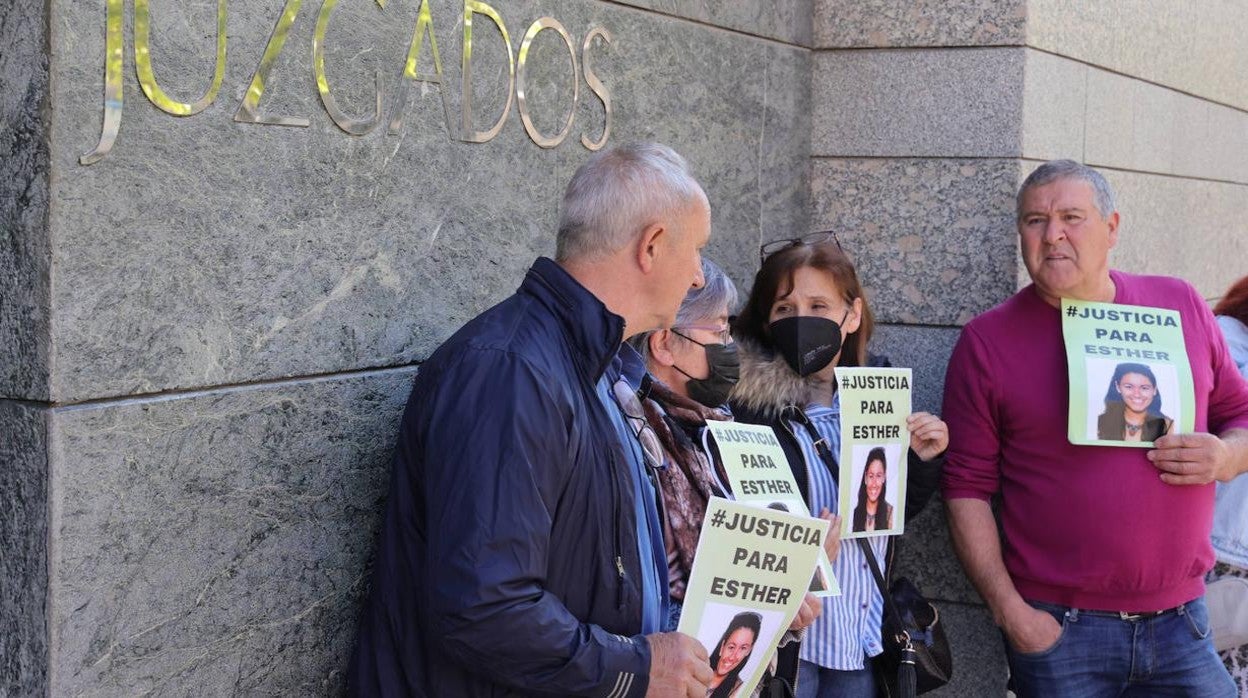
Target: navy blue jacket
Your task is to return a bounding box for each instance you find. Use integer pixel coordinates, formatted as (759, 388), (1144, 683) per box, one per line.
(349, 258), (653, 697)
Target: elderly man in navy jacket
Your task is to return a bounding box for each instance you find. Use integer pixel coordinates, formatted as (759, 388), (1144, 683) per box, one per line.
(349, 143), (716, 697)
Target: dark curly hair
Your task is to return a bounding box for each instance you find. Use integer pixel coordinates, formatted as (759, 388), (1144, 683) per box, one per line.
(707, 611), (762, 698)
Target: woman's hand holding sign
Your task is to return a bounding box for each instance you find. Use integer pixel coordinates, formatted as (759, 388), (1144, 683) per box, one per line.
(907, 412), (949, 461)
(788, 593), (822, 632)
(819, 510), (841, 562)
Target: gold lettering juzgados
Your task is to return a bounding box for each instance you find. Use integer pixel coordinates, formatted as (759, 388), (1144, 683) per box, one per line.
(234, 0), (310, 127)
(134, 0), (227, 116)
(81, 0), (612, 162)
(461, 0), (514, 143)
(313, 0), (385, 135)
(389, 0), (453, 137)
(515, 18), (578, 149)
(80, 0), (125, 165)
(580, 27), (612, 152)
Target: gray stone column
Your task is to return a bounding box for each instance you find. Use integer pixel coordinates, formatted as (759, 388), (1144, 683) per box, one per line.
(2, 1), (52, 695)
(1, 0), (812, 694)
(811, 4), (1027, 695)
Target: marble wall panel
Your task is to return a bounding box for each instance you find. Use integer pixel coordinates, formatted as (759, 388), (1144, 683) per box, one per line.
(1084, 67), (1248, 185)
(45, 368), (415, 696)
(1100, 170), (1248, 301)
(814, 0), (1025, 49)
(48, 0), (810, 402)
(1020, 48), (1085, 163)
(0, 401), (49, 698)
(1027, 1), (1248, 112)
(0, 0), (51, 401)
(612, 0), (812, 46)
(870, 324), (959, 416)
(812, 48), (1024, 158)
(811, 158), (1022, 326)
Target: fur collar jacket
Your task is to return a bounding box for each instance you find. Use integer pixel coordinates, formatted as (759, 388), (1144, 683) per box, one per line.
(729, 336), (824, 419)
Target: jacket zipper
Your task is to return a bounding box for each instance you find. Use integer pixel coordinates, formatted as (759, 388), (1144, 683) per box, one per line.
(611, 449), (627, 610)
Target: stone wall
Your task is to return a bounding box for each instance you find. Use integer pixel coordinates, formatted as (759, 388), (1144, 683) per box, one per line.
(2, 0), (811, 694)
(7, 0), (1248, 695)
(1022, 1), (1248, 299)
(813, 2), (1248, 696)
(1, 0), (51, 401)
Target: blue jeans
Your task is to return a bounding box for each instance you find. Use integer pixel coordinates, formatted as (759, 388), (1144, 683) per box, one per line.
(796, 659), (875, 698)
(1006, 597), (1235, 697)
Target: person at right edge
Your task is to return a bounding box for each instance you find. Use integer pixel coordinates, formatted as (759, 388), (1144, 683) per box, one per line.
(729, 234), (948, 697)
(1211, 274), (1248, 694)
(942, 159), (1248, 697)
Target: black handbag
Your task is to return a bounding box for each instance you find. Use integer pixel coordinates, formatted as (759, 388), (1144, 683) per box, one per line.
(762, 675), (796, 698)
(792, 410), (952, 696)
(859, 538), (953, 696)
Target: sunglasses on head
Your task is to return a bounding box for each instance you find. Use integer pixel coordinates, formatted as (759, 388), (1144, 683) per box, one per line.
(758, 230), (843, 266)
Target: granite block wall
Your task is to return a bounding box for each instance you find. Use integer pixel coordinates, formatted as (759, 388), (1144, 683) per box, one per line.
(45, 369), (415, 697)
(49, 0), (811, 403)
(614, 0), (812, 46)
(813, 0), (1025, 48)
(9, 0), (1248, 694)
(810, 5), (1024, 693)
(5, 0), (815, 694)
(1020, 45), (1248, 299)
(813, 3), (1248, 696)
(0, 0), (51, 401)
(2, 3), (52, 694)
(1027, 1), (1248, 112)
(1, 402), (49, 698)
(812, 48), (1024, 158)
(811, 158), (1023, 325)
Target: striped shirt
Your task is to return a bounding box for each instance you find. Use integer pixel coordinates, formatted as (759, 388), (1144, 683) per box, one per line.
(791, 400), (886, 670)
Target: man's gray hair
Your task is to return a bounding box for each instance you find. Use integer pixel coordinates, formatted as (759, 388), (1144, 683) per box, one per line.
(629, 258), (738, 361)
(557, 142), (705, 262)
(1017, 159), (1117, 220)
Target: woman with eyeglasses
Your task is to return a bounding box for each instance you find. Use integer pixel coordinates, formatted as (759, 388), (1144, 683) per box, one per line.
(729, 234), (948, 697)
(629, 258), (828, 695)
(629, 258), (743, 618)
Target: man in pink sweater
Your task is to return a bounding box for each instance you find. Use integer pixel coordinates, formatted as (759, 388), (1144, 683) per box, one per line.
(942, 159), (1248, 697)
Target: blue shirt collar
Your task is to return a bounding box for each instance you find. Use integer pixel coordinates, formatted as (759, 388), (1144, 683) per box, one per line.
(613, 342), (648, 392)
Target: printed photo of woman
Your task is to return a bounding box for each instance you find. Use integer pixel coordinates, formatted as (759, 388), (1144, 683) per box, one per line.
(706, 611), (761, 698)
(1096, 362), (1174, 442)
(851, 446), (894, 533)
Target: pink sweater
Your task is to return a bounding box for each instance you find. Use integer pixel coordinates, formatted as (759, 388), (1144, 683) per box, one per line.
(942, 270), (1248, 611)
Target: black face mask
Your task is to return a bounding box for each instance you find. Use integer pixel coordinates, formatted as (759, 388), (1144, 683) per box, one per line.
(671, 331), (740, 408)
(768, 311), (849, 377)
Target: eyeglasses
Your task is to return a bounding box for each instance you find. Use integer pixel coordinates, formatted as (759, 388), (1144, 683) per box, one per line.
(611, 379), (666, 472)
(758, 230), (843, 266)
(672, 325), (732, 345)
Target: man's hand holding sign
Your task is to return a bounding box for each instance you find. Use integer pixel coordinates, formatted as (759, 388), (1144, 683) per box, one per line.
(1149, 429), (1248, 486)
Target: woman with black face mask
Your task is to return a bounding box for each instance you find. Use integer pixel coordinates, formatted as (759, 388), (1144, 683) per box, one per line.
(729, 234), (948, 698)
(629, 259), (825, 694)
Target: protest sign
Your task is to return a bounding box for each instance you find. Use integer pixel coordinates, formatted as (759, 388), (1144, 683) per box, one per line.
(679, 497), (829, 698)
(705, 421), (840, 597)
(1061, 299), (1194, 446)
(836, 367), (911, 539)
